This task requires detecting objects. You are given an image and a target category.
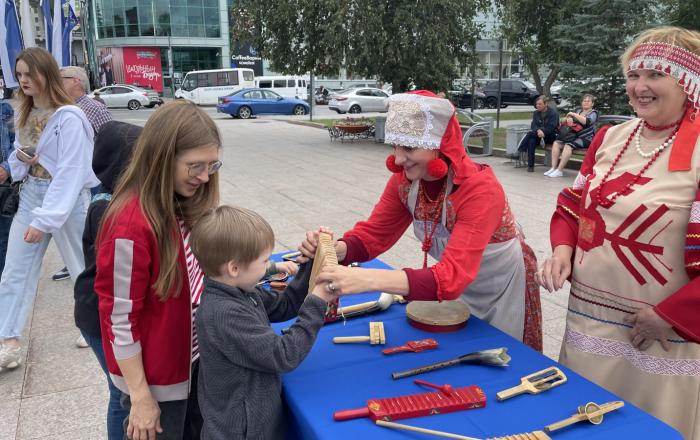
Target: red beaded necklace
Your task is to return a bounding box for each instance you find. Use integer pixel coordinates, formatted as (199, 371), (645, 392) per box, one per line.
(643, 118), (682, 131)
(418, 179), (447, 268)
(594, 121), (679, 209)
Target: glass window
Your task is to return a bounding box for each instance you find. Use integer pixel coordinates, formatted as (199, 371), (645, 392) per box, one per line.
(356, 89), (372, 96)
(229, 72), (239, 85)
(372, 90), (388, 97)
(205, 26), (220, 38)
(287, 80), (295, 87)
(263, 91), (281, 100)
(197, 73), (210, 87)
(258, 80), (272, 88)
(273, 80), (286, 88)
(113, 87), (131, 94)
(243, 71), (254, 81)
(216, 72), (228, 86)
(245, 91), (263, 99)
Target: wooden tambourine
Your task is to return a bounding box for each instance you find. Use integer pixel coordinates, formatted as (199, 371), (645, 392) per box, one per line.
(405, 301), (470, 333)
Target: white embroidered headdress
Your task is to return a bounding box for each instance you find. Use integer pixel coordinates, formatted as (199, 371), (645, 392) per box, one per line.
(384, 94), (455, 150)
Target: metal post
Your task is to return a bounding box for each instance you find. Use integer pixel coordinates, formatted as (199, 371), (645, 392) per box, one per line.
(79, 0), (89, 71)
(309, 71), (314, 121)
(496, 39), (504, 129)
(168, 32), (174, 98)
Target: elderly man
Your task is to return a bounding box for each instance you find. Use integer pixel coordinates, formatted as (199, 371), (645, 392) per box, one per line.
(51, 68), (112, 282)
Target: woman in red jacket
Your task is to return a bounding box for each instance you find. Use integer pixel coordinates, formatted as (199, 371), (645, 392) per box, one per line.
(95, 101), (221, 440)
(300, 91), (542, 350)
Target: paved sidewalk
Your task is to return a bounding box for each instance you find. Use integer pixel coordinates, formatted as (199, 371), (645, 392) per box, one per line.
(0, 117), (572, 439)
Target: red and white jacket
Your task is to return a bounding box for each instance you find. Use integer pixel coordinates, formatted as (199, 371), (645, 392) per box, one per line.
(95, 195), (194, 402)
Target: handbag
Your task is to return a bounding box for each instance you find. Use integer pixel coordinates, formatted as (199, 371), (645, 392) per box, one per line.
(0, 181), (21, 217)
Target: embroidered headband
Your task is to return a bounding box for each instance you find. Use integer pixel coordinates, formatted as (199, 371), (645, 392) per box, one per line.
(627, 42), (700, 112)
(384, 94), (454, 150)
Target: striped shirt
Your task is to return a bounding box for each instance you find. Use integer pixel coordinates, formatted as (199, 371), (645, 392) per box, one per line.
(179, 221), (204, 361)
(76, 94), (113, 136)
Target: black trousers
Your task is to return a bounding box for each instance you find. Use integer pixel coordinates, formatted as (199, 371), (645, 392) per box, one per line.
(519, 131), (557, 168)
(121, 360), (202, 440)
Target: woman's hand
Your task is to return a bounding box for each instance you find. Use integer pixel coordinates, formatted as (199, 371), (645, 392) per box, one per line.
(536, 129), (545, 138)
(126, 392), (162, 440)
(297, 226), (343, 263)
(535, 245), (573, 292)
(16, 149), (39, 166)
(625, 308), (672, 352)
(24, 226), (45, 244)
(275, 260), (299, 276)
(316, 265), (372, 296)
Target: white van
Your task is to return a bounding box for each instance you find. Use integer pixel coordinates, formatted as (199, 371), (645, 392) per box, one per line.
(175, 68), (255, 105)
(255, 75), (309, 100)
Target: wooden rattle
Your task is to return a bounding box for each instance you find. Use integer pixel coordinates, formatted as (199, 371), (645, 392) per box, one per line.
(496, 367), (567, 401)
(333, 322), (386, 345)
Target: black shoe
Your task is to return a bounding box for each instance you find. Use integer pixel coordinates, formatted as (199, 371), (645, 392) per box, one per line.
(527, 167), (534, 172)
(505, 153), (519, 160)
(52, 267), (70, 281)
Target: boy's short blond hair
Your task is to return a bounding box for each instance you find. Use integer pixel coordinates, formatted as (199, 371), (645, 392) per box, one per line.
(191, 205), (275, 276)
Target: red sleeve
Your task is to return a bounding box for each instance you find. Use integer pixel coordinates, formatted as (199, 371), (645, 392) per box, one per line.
(431, 171), (505, 300)
(338, 235), (369, 265)
(342, 173), (413, 260)
(95, 210), (154, 360)
(654, 183), (700, 343)
(403, 268), (438, 301)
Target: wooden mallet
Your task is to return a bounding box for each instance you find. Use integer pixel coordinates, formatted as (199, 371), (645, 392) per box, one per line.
(333, 322), (386, 345)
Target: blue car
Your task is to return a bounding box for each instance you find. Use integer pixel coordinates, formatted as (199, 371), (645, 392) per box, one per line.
(216, 88), (309, 119)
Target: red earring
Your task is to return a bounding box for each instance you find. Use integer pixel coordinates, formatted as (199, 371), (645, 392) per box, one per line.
(385, 154), (403, 173)
(427, 158), (448, 179)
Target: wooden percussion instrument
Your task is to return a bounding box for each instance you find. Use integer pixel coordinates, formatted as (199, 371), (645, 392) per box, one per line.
(376, 420), (552, 440)
(406, 300), (470, 332)
(496, 367), (567, 401)
(309, 232), (339, 322)
(544, 401), (624, 433)
(333, 322), (386, 345)
(334, 382), (485, 422)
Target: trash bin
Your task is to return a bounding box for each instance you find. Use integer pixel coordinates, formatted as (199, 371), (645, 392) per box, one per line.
(375, 116), (387, 143)
(506, 125), (530, 156)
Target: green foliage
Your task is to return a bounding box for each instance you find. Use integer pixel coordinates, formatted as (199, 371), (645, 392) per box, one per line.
(231, 0), (487, 92)
(554, 0), (657, 114)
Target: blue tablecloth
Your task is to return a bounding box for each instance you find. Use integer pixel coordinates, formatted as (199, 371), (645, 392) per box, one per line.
(272, 255), (681, 440)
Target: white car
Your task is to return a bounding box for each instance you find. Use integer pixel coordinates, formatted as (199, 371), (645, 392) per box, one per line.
(89, 85), (154, 110)
(328, 88), (390, 114)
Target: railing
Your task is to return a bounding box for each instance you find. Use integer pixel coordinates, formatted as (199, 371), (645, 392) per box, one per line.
(457, 109), (494, 157)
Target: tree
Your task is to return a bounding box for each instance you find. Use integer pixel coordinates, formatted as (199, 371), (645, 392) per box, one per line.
(231, 0), (486, 93)
(554, 0), (657, 114)
(345, 0), (486, 93)
(494, 0), (580, 96)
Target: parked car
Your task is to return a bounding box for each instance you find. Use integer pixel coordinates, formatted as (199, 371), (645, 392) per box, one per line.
(448, 89), (486, 109)
(128, 84), (164, 107)
(328, 88), (390, 114)
(482, 79), (561, 108)
(88, 84), (156, 110)
(216, 88), (309, 119)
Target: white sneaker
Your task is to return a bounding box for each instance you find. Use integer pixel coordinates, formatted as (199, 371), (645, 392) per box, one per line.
(543, 168), (555, 176)
(548, 169), (564, 178)
(0, 344), (21, 369)
(75, 334), (89, 348)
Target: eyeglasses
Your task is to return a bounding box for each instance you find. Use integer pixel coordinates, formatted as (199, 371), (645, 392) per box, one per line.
(61, 76), (75, 80)
(185, 160), (222, 177)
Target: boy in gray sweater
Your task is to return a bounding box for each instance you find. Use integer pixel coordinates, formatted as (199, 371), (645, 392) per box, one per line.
(190, 205), (337, 440)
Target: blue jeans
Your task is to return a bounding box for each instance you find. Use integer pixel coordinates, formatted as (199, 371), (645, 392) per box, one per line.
(82, 331), (127, 440)
(0, 176), (90, 339)
(0, 214), (12, 275)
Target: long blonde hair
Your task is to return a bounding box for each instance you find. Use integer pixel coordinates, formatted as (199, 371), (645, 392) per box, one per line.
(103, 101), (221, 300)
(15, 47), (72, 127)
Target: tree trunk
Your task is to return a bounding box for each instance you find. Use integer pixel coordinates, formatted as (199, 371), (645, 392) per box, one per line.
(526, 59), (543, 94)
(542, 65), (561, 97)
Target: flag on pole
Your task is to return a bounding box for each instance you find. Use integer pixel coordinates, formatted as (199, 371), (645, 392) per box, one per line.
(0, 0), (25, 88)
(40, 0), (51, 51)
(61, 0), (77, 66)
(19, 0), (35, 47)
(51, 0), (76, 66)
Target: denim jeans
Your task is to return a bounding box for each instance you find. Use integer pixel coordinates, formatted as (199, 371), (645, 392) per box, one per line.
(82, 331), (127, 440)
(0, 214), (12, 275)
(0, 176), (90, 339)
(120, 360), (202, 440)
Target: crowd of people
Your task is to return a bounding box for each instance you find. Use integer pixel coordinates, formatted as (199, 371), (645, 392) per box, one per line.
(0, 24), (698, 440)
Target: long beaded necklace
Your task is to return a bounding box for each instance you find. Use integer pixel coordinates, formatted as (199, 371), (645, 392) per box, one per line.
(594, 120), (679, 209)
(418, 179), (448, 268)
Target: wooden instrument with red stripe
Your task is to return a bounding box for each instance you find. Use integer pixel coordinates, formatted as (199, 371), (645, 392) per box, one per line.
(333, 383), (486, 422)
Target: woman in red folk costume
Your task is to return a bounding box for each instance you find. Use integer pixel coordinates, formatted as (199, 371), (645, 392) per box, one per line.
(537, 26), (700, 438)
(300, 90), (543, 350)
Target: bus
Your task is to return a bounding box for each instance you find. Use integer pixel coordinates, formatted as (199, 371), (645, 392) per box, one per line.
(175, 68), (255, 105)
(254, 75), (309, 100)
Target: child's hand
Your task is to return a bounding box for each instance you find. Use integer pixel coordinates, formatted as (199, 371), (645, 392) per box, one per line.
(311, 280), (338, 303)
(275, 260), (299, 276)
(297, 226), (335, 263)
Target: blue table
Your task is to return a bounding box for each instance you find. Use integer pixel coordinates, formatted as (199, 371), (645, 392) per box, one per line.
(272, 256), (681, 440)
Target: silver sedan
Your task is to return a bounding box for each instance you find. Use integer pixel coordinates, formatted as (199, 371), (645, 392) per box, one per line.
(328, 88), (390, 114)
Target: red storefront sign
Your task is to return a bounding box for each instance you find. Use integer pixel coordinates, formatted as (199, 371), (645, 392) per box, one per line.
(123, 47), (163, 92)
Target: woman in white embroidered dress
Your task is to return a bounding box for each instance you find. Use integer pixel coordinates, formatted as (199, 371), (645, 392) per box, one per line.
(538, 27), (700, 438)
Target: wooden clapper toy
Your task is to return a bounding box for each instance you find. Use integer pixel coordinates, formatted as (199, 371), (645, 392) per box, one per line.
(333, 322), (386, 345)
(309, 232), (340, 322)
(496, 367), (567, 401)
